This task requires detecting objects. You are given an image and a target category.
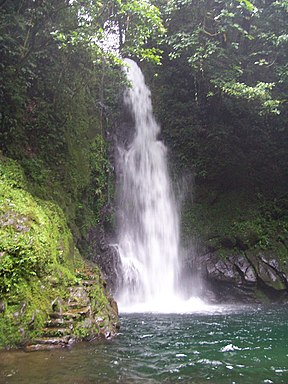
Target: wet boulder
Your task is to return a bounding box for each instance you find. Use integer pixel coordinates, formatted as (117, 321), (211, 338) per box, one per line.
(199, 251), (288, 303)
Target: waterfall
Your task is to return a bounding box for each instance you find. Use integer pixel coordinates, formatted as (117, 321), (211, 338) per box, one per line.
(116, 59), (204, 313)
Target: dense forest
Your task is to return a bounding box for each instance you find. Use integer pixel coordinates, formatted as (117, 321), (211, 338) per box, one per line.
(150, 0), (288, 301)
(0, 0), (287, 348)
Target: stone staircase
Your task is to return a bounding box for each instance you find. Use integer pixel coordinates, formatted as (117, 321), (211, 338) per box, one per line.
(24, 268), (119, 351)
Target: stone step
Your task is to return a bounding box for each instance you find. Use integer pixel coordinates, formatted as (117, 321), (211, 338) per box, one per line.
(62, 306), (91, 319)
(82, 280), (97, 287)
(79, 271), (98, 280)
(67, 302), (90, 309)
(49, 311), (64, 319)
(24, 343), (66, 352)
(42, 327), (71, 337)
(45, 318), (73, 328)
(49, 306), (90, 320)
(32, 335), (72, 345)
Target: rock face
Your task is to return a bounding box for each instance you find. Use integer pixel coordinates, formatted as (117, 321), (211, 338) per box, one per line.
(86, 99), (135, 295)
(194, 251), (288, 303)
(87, 222), (120, 294)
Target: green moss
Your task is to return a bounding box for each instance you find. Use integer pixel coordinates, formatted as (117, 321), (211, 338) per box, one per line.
(0, 178), (75, 295)
(0, 277), (52, 347)
(73, 324), (93, 339)
(0, 155), (116, 348)
(0, 154), (27, 189)
(182, 188), (288, 261)
(255, 289), (270, 303)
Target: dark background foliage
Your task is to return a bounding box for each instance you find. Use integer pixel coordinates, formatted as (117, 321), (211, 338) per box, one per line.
(1, 0), (288, 289)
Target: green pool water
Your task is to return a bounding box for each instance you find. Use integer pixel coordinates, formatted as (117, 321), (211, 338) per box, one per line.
(1, 305), (287, 383)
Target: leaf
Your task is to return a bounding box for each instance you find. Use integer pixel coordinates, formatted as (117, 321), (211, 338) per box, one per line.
(236, 0), (255, 11)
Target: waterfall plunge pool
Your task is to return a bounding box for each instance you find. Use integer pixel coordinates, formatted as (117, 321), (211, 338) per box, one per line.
(1, 305), (287, 384)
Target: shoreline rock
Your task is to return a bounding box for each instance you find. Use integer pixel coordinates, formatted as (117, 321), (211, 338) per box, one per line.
(197, 251), (288, 304)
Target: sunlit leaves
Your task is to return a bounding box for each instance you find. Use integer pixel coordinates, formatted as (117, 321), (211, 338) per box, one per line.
(112, 0), (165, 61)
(235, 0), (255, 12)
(52, 0), (165, 62)
(213, 80), (281, 114)
(162, 0), (287, 114)
(273, 0), (288, 10)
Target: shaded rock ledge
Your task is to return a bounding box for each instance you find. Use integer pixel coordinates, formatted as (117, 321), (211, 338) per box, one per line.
(193, 251), (288, 303)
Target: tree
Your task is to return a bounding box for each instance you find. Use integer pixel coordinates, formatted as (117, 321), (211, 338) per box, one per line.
(0, 0), (167, 246)
(152, 0), (288, 189)
(163, 0), (287, 113)
(0, 0), (165, 149)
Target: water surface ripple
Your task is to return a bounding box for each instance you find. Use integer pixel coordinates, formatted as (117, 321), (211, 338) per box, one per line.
(1, 305), (287, 383)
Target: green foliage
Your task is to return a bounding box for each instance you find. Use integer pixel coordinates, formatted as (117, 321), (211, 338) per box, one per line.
(46, 0), (165, 63)
(236, 0), (255, 12)
(0, 280), (51, 347)
(0, 156), (74, 347)
(151, 0), (288, 191)
(75, 134), (114, 239)
(213, 80), (281, 114)
(0, 155), (27, 190)
(162, 0), (287, 114)
(88, 135), (111, 219)
(114, 0), (165, 62)
(0, 157), (74, 296)
(0, 156), (117, 348)
(182, 188), (288, 259)
(0, 0), (164, 245)
(0, 0), (128, 246)
(0, 0), (166, 348)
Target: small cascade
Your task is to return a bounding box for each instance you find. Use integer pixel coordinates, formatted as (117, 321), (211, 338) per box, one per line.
(116, 59), (205, 313)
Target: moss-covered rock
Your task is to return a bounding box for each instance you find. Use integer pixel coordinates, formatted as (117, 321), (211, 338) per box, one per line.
(0, 155), (119, 349)
(197, 250), (288, 303)
(182, 187), (288, 303)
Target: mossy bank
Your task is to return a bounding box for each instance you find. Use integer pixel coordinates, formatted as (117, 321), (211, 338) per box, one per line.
(0, 155), (119, 349)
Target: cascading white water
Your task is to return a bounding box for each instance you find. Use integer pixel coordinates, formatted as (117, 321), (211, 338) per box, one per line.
(116, 59), (206, 313)
(116, 59), (180, 311)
